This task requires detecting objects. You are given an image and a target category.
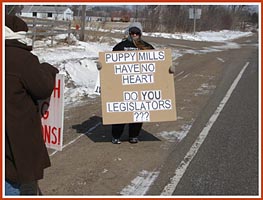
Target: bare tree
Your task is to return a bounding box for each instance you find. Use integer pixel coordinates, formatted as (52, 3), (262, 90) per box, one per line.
(140, 5), (257, 33)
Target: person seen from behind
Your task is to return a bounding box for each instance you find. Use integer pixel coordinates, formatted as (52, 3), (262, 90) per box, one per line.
(97, 22), (175, 144)
(5, 15), (59, 195)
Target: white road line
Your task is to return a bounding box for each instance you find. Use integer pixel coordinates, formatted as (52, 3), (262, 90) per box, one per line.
(120, 170), (160, 196)
(49, 122), (101, 157)
(161, 62), (250, 196)
(217, 57), (225, 63)
(175, 71), (184, 78)
(177, 73), (190, 81)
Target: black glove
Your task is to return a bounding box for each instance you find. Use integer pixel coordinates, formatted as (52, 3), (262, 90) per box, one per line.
(169, 65), (176, 74)
(96, 61), (102, 70)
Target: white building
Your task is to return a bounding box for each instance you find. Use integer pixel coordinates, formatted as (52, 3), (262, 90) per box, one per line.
(20, 6), (73, 21)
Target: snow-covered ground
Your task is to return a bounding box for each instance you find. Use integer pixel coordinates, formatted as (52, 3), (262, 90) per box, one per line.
(30, 29), (253, 107)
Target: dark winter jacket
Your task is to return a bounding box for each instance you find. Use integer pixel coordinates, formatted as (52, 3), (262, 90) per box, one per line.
(5, 31), (58, 183)
(113, 39), (154, 51)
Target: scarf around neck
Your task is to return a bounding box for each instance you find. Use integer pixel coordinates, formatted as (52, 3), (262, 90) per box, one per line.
(5, 26), (28, 45)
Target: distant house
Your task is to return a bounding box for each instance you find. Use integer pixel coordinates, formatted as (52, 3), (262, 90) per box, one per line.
(20, 6), (73, 21)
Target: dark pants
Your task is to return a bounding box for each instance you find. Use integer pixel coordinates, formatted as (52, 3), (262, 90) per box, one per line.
(112, 123), (143, 139)
(20, 181), (39, 195)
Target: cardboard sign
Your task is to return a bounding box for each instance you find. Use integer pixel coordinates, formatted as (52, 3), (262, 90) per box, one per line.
(99, 49), (177, 125)
(39, 74), (64, 151)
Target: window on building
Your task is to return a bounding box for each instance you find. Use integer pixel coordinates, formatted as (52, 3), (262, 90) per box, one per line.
(48, 13), (52, 18)
(33, 12), (37, 17)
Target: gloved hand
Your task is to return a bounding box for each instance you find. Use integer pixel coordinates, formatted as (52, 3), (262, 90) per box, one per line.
(169, 65), (176, 74)
(96, 61), (102, 70)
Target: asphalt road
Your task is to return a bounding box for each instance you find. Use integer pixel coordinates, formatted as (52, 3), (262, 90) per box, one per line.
(147, 33), (259, 196)
(172, 52), (259, 195)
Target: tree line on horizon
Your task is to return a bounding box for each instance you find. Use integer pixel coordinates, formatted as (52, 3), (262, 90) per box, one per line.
(5, 4), (258, 33)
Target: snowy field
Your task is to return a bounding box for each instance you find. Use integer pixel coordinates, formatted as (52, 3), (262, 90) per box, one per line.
(30, 29), (253, 107)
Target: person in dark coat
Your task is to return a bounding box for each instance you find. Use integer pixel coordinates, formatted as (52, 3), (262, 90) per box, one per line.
(98, 22), (164, 144)
(5, 15), (59, 195)
(111, 22), (154, 144)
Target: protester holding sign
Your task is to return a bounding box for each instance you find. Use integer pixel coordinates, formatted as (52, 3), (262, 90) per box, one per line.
(98, 22), (150, 144)
(5, 15), (59, 195)
(110, 22), (155, 144)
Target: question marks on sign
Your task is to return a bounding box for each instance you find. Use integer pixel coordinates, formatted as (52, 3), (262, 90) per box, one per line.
(133, 111), (150, 122)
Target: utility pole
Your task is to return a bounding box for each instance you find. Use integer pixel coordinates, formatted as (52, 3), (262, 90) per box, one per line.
(80, 5), (86, 41)
(193, 7), (196, 35)
(135, 5), (138, 21)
